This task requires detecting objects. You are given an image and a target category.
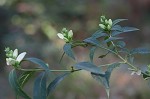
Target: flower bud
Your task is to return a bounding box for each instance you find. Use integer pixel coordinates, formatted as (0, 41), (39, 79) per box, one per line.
(99, 24), (106, 29)
(68, 30), (73, 38)
(108, 19), (112, 26)
(107, 25), (111, 30)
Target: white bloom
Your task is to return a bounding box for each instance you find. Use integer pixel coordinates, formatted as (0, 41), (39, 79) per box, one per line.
(6, 49), (26, 66)
(13, 49), (18, 58)
(68, 30), (73, 38)
(16, 52), (26, 62)
(108, 19), (112, 26)
(131, 70), (141, 75)
(57, 33), (64, 39)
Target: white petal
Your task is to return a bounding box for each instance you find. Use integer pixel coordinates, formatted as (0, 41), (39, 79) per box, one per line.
(16, 52), (26, 62)
(131, 71), (135, 75)
(57, 33), (64, 39)
(6, 58), (10, 65)
(136, 70), (141, 75)
(68, 30), (73, 38)
(13, 49), (18, 58)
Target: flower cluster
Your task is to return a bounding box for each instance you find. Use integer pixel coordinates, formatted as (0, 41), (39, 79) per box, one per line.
(99, 15), (112, 31)
(5, 47), (26, 67)
(57, 28), (73, 43)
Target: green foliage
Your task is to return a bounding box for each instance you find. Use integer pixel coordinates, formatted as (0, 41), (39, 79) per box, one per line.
(33, 72), (47, 99)
(9, 69), (31, 99)
(74, 62), (104, 74)
(19, 71), (35, 88)
(63, 43), (75, 60)
(25, 58), (49, 70)
(47, 73), (71, 97)
(6, 15), (150, 99)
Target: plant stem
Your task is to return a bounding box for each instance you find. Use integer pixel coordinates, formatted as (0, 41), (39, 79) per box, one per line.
(97, 43), (138, 71)
(18, 68), (72, 72)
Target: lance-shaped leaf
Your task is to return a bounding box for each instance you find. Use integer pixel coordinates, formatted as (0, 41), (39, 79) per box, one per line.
(112, 19), (128, 26)
(26, 58), (49, 70)
(84, 37), (102, 47)
(111, 31), (123, 36)
(9, 69), (31, 99)
(91, 63), (120, 98)
(89, 47), (97, 63)
(122, 27), (139, 32)
(47, 73), (71, 96)
(92, 30), (107, 39)
(103, 37), (123, 43)
(130, 48), (150, 55)
(33, 72), (47, 99)
(63, 43), (75, 60)
(74, 62), (105, 75)
(116, 41), (126, 48)
(19, 71), (35, 88)
(111, 25), (122, 31)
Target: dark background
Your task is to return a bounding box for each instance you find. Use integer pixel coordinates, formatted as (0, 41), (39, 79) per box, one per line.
(0, 0), (150, 99)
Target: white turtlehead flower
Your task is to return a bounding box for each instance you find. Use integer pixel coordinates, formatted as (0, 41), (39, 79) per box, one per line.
(131, 70), (141, 75)
(6, 48), (26, 66)
(57, 33), (64, 39)
(108, 19), (112, 26)
(68, 30), (73, 38)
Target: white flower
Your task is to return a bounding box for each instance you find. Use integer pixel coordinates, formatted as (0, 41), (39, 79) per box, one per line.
(131, 70), (141, 75)
(57, 33), (64, 39)
(68, 30), (73, 38)
(6, 49), (26, 66)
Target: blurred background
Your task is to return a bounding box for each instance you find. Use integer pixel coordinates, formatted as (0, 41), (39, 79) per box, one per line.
(0, 0), (150, 99)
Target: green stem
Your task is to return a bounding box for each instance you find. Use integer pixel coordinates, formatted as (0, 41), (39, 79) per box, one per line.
(97, 43), (138, 71)
(18, 68), (72, 72)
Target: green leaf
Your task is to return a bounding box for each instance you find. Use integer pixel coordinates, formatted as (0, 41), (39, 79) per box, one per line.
(47, 73), (71, 96)
(84, 37), (101, 47)
(116, 41), (126, 48)
(63, 43), (75, 60)
(33, 72), (47, 99)
(74, 62), (104, 74)
(130, 48), (150, 55)
(91, 72), (110, 98)
(19, 71), (35, 88)
(111, 25), (122, 31)
(92, 30), (107, 39)
(89, 47), (97, 63)
(122, 27), (139, 32)
(9, 69), (31, 99)
(112, 19), (128, 26)
(91, 63), (120, 98)
(111, 31), (123, 36)
(26, 58), (49, 70)
(103, 37), (123, 43)
(105, 63), (121, 80)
